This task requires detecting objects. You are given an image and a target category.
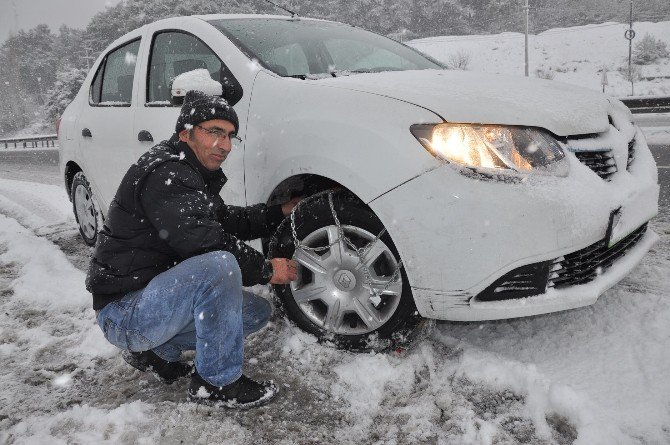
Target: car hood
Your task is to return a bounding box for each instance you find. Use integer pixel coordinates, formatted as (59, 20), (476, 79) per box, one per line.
(322, 69), (611, 137)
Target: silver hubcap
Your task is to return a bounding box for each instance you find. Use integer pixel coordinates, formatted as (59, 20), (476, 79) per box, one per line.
(290, 225), (403, 335)
(74, 184), (96, 239)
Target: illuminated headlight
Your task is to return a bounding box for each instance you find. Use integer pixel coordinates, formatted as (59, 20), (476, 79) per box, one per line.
(410, 123), (569, 177)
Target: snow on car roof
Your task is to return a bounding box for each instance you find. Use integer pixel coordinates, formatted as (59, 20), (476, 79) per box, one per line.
(193, 13), (332, 22)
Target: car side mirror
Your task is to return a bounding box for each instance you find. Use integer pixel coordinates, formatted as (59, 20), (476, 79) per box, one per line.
(171, 69), (223, 106)
(219, 77), (243, 106)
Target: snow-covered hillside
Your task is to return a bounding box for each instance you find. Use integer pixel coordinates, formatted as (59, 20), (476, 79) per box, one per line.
(409, 21), (670, 97)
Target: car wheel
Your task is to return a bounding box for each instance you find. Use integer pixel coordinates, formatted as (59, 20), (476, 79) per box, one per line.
(70, 171), (99, 246)
(269, 192), (422, 351)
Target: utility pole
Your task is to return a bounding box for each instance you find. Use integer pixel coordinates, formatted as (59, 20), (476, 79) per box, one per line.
(36, 76), (43, 105)
(84, 47), (93, 70)
(524, 0), (529, 77)
(628, 0), (634, 95)
(80, 39), (97, 71)
(10, 1), (19, 37)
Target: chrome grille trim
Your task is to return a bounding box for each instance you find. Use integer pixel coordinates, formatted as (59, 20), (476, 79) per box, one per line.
(573, 150), (618, 180)
(548, 223), (648, 288)
(627, 138), (635, 170)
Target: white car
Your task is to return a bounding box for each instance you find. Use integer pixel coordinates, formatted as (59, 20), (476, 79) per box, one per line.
(58, 14), (659, 350)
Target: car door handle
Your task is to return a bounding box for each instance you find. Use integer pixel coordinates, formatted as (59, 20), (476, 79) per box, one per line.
(138, 130), (153, 142)
(82, 128), (92, 138)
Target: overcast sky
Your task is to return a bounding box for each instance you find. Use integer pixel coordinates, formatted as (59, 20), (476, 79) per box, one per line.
(0, 0), (123, 43)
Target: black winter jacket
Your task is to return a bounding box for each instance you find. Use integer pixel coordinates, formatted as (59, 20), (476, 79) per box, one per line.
(86, 135), (284, 310)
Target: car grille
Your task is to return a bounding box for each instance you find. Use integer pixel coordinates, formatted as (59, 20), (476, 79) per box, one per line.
(627, 138), (635, 170)
(475, 223), (648, 302)
(548, 223), (648, 288)
(476, 262), (551, 302)
(574, 150), (617, 180)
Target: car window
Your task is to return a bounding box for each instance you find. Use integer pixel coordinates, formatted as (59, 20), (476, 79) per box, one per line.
(261, 43), (309, 77)
(147, 31), (242, 106)
(90, 39), (140, 106)
(324, 39), (411, 71)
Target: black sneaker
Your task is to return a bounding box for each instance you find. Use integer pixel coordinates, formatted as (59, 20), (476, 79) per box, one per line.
(188, 370), (278, 409)
(122, 350), (192, 384)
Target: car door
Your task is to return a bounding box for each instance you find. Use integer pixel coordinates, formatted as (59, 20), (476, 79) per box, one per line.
(133, 20), (250, 206)
(79, 38), (142, 211)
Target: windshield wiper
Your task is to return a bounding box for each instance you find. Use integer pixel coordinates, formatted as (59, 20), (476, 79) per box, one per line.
(285, 69), (400, 80)
(284, 73), (335, 80)
(350, 68), (403, 74)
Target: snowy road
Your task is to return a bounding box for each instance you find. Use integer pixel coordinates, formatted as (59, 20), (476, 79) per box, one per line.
(0, 148), (61, 186)
(0, 151), (669, 444)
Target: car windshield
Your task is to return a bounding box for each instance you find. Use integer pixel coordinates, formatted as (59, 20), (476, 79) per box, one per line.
(208, 18), (443, 78)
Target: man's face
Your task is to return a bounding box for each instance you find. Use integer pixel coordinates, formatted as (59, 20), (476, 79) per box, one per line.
(179, 119), (236, 171)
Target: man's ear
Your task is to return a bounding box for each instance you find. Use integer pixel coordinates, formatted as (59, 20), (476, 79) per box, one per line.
(178, 129), (190, 142)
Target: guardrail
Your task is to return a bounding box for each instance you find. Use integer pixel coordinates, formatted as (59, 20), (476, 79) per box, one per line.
(619, 96), (670, 114)
(0, 134), (58, 149)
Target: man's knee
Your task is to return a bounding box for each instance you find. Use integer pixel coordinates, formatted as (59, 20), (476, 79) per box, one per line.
(199, 250), (242, 284)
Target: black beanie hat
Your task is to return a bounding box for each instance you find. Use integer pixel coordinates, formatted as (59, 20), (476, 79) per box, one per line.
(175, 90), (239, 134)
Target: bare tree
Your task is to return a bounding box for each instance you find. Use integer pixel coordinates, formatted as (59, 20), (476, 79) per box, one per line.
(446, 50), (471, 70)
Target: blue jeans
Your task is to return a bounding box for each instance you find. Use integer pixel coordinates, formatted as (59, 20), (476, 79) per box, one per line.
(96, 251), (272, 387)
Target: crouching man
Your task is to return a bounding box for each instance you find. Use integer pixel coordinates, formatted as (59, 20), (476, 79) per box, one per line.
(86, 90), (298, 408)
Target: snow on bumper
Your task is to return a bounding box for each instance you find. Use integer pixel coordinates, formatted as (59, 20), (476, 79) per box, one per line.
(415, 228), (658, 321)
(369, 129), (659, 322)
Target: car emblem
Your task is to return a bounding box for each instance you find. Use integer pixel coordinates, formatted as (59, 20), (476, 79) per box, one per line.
(334, 270), (356, 291)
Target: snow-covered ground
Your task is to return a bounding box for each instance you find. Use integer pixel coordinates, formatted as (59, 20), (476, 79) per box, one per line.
(633, 113), (670, 146)
(409, 21), (670, 98)
(0, 174), (668, 444)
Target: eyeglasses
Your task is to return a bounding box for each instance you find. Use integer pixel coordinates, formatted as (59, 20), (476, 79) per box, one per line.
(194, 124), (242, 143)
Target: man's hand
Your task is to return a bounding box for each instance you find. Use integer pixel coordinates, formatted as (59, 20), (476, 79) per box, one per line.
(269, 258), (298, 284)
(281, 197), (302, 216)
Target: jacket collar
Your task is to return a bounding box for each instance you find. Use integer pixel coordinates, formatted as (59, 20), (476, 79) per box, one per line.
(167, 133), (228, 193)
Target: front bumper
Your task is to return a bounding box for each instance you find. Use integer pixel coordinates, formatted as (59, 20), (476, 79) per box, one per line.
(369, 126), (659, 321)
(415, 226), (658, 321)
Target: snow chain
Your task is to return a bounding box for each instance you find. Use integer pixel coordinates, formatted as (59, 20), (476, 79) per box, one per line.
(289, 190), (404, 299)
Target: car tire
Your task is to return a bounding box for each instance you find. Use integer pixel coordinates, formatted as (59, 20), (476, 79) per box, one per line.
(70, 171), (99, 246)
(268, 192), (422, 351)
